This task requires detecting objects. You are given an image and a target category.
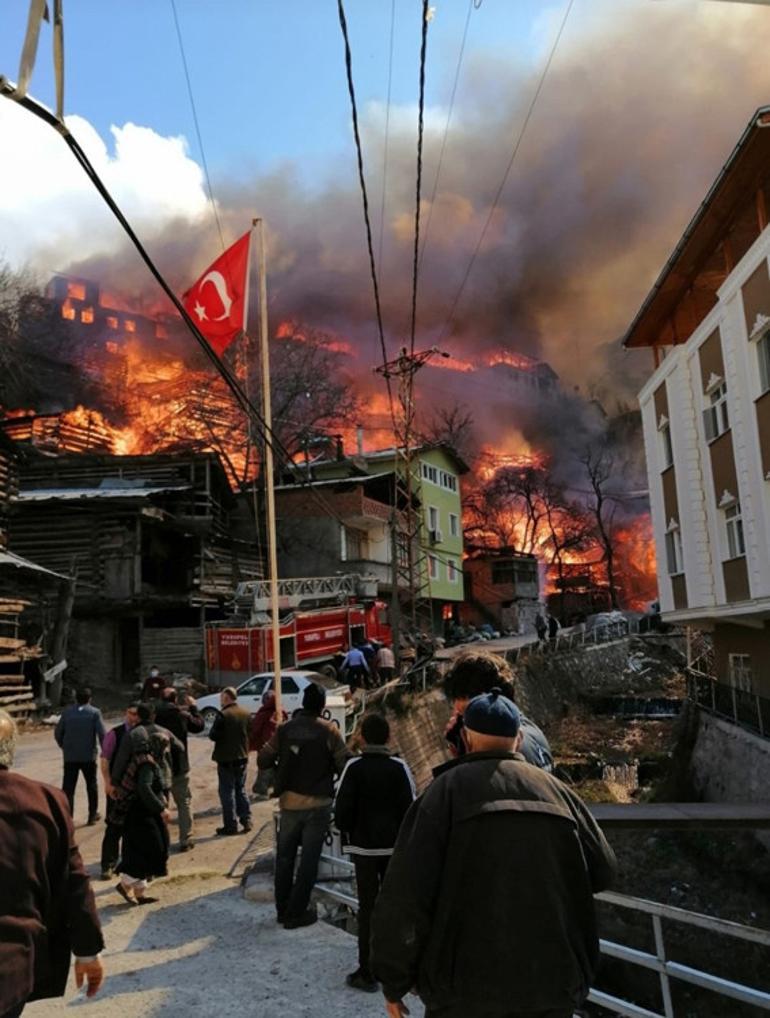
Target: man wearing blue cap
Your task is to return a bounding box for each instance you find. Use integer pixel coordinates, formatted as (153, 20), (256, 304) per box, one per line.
(371, 688), (616, 1018)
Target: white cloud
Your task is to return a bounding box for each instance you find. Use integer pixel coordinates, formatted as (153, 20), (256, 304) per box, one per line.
(0, 99), (209, 269)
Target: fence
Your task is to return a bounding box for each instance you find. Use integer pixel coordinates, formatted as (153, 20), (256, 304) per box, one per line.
(687, 669), (770, 740)
(313, 854), (770, 1016)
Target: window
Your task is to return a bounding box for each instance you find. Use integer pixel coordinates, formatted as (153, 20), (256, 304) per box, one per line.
(80, 307), (94, 324)
(421, 462), (438, 484)
(61, 303), (75, 321)
(759, 332), (770, 394)
(664, 521), (683, 575)
(106, 315), (118, 329)
(658, 417), (673, 470)
(340, 525), (366, 561)
(239, 676), (268, 697)
(67, 281), (86, 300)
(427, 506), (439, 532)
(429, 555), (439, 580)
(703, 382), (729, 442)
(449, 512), (459, 538)
(728, 653), (752, 692)
(447, 559), (459, 583)
(440, 470), (457, 492)
(105, 341), (119, 354)
(491, 559), (538, 586)
(725, 502), (745, 559)
(125, 319), (136, 333)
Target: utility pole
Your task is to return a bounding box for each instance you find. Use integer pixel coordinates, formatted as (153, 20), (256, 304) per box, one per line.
(376, 345), (449, 656)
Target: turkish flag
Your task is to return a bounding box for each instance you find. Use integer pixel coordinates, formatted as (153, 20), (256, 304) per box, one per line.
(182, 231), (251, 356)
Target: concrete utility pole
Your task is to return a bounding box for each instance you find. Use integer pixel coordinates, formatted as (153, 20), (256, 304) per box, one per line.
(375, 345), (449, 660)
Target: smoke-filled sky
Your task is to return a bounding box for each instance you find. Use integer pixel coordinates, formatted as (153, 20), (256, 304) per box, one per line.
(3, 0), (770, 400)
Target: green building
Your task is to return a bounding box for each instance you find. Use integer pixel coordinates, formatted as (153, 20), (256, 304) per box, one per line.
(309, 443), (468, 633)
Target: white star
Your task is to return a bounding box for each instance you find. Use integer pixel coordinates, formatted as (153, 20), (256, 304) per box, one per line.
(194, 301), (208, 322)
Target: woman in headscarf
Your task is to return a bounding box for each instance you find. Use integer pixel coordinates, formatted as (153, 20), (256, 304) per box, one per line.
(113, 704), (171, 905)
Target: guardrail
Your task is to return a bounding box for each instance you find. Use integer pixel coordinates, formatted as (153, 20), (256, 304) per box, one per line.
(687, 669), (770, 740)
(313, 855), (770, 1016)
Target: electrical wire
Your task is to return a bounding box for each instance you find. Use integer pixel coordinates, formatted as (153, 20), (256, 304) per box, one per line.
(408, 0), (430, 356)
(377, 0), (396, 277)
(418, 0), (473, 271)
(436, 0), (574, 346)
(169, 0), (226, 255)
(336, 0), (397, 436)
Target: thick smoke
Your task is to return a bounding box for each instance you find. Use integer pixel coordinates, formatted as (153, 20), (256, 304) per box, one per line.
(58, 2), (770, 401)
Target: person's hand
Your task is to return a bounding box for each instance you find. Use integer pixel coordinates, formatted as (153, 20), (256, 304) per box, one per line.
(75, 957), (104, 998)
(385, 999), (409, 1017)
(161, 809), (171, 825)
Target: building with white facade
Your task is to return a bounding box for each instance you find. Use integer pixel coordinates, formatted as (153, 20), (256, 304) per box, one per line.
(624, 106), (770, 699)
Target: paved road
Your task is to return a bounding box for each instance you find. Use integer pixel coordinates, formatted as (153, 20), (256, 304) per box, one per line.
(14, 719), (390, 1018)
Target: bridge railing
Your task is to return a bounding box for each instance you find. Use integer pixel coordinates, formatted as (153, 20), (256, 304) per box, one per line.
(313, 854), (770, 1016)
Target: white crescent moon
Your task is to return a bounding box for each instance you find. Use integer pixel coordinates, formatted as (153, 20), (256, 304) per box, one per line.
(200, 271), (233, 322)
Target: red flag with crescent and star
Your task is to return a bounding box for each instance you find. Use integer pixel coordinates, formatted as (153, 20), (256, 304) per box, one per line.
(182, 231), (251, 356)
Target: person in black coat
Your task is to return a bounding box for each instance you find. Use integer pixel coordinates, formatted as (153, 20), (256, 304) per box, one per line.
(334, 713), (415, 993)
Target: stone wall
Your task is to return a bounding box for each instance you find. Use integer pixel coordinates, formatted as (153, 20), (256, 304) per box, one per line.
(689, 710), (770, 849)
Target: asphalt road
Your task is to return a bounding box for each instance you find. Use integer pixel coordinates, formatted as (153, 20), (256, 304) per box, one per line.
(14, 719), (390, 1018)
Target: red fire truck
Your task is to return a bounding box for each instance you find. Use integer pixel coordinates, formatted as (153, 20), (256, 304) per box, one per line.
(205, 574), (391, 687)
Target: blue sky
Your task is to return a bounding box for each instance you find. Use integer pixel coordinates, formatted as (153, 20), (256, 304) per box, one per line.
(0, 0), (550, 181)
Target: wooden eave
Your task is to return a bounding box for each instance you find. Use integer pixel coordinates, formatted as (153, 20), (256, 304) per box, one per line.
(623, 107), (770, 349)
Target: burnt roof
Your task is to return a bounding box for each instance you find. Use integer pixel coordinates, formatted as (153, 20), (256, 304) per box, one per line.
(623, 106), (770, 349)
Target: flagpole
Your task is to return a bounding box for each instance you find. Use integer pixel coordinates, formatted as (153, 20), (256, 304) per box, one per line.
(255, 218), (283, 724)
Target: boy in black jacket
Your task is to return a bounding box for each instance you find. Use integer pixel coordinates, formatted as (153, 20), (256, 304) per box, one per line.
(334, 713), (415, 993)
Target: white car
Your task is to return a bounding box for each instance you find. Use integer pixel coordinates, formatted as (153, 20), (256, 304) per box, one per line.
(195, 669), (350, 732)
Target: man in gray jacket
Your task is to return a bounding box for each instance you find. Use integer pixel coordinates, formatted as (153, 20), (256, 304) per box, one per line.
(55, 688), (106, 824)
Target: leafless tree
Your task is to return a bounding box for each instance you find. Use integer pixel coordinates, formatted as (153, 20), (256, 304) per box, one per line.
(581, 442), (621, 609)
(418, 403), (476, 462)
(540, 480), (596, 621)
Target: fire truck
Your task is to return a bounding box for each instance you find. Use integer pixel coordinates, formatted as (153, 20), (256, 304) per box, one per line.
(204, 574), (392, 687)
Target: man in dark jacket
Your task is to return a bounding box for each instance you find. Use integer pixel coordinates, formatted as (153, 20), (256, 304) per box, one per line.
(209, 686), (252, 836)
(371, 689), (616, 1018)
(155, 688), (205, 852)
(0, 710), (105, 1017)
(442, 648), (554, 772)
(258, 681), (349, 929)
(249, 690), (287, 798)
(54, 687), (106, 823)
(335, 713), (415, 993)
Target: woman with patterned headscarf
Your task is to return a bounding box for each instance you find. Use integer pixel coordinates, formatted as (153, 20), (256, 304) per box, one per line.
(113, 703), (172, 906)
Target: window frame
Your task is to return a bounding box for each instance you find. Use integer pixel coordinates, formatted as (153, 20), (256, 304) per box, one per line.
(724, 501), (746, 560)
(447, 558), (459, 584)
(449, 512), (459, 538)
(427, 505), (439, 533)
(728, 653), (752, 693)
(658, 416), (673, 470)
(703, 381), (729, 443)
(429, 554), (440, 581)
(664, 520), (684, 576)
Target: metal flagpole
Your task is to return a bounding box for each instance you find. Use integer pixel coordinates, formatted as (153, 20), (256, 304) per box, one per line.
(255, 218), (283, 722)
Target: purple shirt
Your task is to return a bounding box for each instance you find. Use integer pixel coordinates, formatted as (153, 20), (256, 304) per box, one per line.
(101, 723), (127, 762)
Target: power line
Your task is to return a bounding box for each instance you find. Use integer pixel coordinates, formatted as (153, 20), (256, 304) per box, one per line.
(377, 0), (396, 278)
(418, 0), (474, 271)
(408, 0), (430, 356)
(169, 0), (226, 254)
(436, 0), (574, 346)
(336, 0), (397, 435)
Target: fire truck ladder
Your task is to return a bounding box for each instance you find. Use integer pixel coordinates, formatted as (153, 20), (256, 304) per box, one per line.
(376, 346), (448, 647)
(234, 573), (378, 616)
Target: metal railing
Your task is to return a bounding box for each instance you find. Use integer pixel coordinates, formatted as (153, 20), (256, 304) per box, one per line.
(313, 854), (770, 1016)
(508, 617), (659, 665)
(687, 669), (770, 740)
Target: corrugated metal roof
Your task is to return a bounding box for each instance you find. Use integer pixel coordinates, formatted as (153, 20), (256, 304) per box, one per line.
(0, 550), (68, 578)
(16, 485), (190, 502)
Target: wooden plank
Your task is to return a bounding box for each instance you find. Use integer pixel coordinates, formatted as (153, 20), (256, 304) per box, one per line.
(0, 637), (24, 650)
(0, 692), (33, 707)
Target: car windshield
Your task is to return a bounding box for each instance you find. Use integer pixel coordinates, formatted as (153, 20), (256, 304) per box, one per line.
(238, 676), (269, 696)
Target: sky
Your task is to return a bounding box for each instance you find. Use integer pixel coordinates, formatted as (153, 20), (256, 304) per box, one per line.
(3, 0), (770, 402)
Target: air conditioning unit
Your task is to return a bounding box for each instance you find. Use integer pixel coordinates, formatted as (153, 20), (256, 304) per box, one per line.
(429, 528), (443, 544)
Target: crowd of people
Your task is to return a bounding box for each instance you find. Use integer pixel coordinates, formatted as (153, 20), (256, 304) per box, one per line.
(1, 647), (616, 1018)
